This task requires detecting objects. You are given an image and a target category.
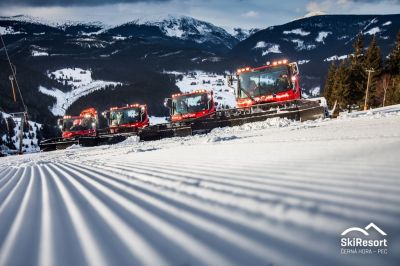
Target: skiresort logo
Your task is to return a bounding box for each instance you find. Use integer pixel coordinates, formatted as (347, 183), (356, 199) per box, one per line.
(340, 223), (388, 255)
(341, 222), (387, 236)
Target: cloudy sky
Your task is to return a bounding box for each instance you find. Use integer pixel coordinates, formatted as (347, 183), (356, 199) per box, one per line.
(0, 0), (399, 30)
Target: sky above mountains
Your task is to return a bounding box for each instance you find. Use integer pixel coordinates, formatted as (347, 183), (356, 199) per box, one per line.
(0, 0), (399, 30)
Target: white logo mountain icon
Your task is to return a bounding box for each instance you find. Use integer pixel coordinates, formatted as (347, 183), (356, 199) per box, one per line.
(341, 222), (387, 236)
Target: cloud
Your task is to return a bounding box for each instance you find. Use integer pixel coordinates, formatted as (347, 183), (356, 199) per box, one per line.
(306, 0), (345, 12)
(241, 10), (259, 18)
(0, 0), (170, 7)
(306, 0), (400, 13)
(0, 0), (399, 30)
(352, 0), (400, 2)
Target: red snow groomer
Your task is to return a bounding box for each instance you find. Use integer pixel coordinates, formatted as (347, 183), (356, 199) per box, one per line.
(39, 107), (98, 151)
(59, 108), (98, 139)
(234, 59), (301, 108)
(59, 104), (149, 149)
(103, 104), (149, 133)
(165, 89), (215, 123)
(139, 89), (215, 140)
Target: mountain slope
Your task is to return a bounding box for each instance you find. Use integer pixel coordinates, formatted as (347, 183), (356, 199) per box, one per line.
(231, 28), (260, 41)
(106, 15), (238, 52)
(228, 14), (400, 90)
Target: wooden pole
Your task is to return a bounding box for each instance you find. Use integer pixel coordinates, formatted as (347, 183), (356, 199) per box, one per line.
(9, 76), (17, 102)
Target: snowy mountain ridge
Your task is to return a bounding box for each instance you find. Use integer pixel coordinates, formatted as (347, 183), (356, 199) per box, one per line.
(0, 14), (241, 45)
(106, 15), (239, 49)
(0, 14), (107, 30)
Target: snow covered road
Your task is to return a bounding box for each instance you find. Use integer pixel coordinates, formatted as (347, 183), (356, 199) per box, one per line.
(1, 110), (400, 266)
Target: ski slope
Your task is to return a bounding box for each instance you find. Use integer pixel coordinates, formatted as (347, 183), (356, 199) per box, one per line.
(39, 68), (120, 116)
(0, 107), (400, 266)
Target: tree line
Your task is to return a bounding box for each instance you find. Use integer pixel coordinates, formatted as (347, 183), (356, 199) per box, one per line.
(323, 32), (400, 112)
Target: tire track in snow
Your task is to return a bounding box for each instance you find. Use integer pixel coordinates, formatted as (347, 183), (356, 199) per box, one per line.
(53, 162), (235, 266)
(44, 165), (108, 266)
(0, 166), (41, 266)
(38, 166), (53, 266)
(0, 167), (13, 183)
(138, 156), (400, 187)
(0, 168), (27, 221)
(0, 168), (19, 193)
(109, 158), (400, 204)
(93, 160), (400, 227)
(62, 161), (308, 266)
(61, 161), (387, 266)
(61, 161), (354, 265)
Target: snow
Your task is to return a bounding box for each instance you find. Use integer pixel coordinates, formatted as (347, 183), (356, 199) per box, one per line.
(339, 104), (400, 119)
(0, 15), (108, 32)
(0, 26), (24, 35)
(149, 116), (168, 125)
(315, 31), (331, 43)
(324, 54), (349, 62)
(253, 41), (268, 49)
(40, 68), (121, 116)
(0, 105), (400, 266)
(361, 18), (380, 36)
(309, 86), (320, 96)
(165, 70), (237, 109)
(382, 21), (392, 26)
(31, 51), (49, 57)
(297, 59), (310, 65)
(163, 23), (185, 38)
(112, 36), (127, 40)
(365, 27), (381, 35)
(283, 28), (310, 36)
(139, 15), (234, 47)
(71, 38), (109, 49)
(263, 46), (281, 56)
(159, 50), (182, 57)
(229, 27), (259, 41)
(291, 39), (316, 51)
(253, 42), (281, 56)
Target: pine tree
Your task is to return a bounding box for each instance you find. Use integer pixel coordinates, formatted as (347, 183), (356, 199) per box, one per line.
(323, 61), (337, 107)
(348, 33), (367, 107)
(383, 31), (400, 106)
(352, 33), (365, 64)
(365, 36), (383, 107)
(333, 60), (350, 111)
(387, 31), (400, 75)
(347, 48), (366, 105)
(365, 37), (383, 71)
